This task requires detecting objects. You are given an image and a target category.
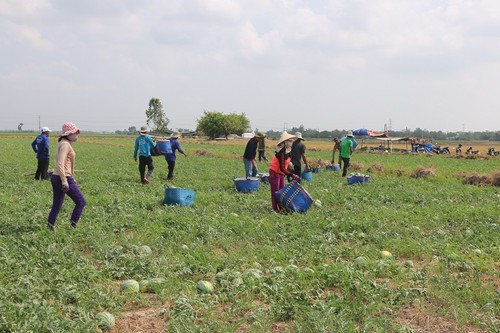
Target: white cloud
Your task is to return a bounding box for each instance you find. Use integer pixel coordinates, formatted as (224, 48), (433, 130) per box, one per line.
(0, 0), (499, 132)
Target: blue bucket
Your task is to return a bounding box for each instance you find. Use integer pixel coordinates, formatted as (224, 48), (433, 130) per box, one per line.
(234, 177), (260, 192)
(163, 186), (196, 206)
(301, 170), (313, 182)
(333, 164), (341, 171)
(312, 167), (321, 173)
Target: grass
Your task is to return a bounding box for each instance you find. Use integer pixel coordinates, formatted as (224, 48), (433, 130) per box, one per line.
(0, 132), (498, 332)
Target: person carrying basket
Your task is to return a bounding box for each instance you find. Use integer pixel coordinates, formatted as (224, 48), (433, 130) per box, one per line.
(269, 131), (300, 212)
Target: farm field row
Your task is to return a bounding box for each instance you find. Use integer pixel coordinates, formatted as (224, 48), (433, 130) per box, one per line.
(0, 133), (498, 332)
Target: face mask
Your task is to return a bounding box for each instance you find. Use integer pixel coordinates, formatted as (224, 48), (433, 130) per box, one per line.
(68, 134), (78, 142)
(285, 141), (293, 149)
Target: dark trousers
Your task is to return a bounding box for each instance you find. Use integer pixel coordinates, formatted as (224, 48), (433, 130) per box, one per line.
(258, 150), (268, 162)
(35, 158), (50, 180)
(139, 156), (154, 183)
(48, 175), (86, 227)
(341, 157), (350, 177)
(166, 160), (175, 180)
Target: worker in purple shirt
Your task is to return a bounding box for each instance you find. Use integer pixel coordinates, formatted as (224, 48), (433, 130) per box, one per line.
(31, 127), (52, 180)
(163, 131), (187, 180)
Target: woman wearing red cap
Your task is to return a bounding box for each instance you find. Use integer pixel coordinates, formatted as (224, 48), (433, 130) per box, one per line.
(47, 122), (86, 230)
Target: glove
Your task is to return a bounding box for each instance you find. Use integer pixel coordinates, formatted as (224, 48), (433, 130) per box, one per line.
(134, 157), (137, 162)
(292, 174), (300, 182)
(61, 184), (70, 193)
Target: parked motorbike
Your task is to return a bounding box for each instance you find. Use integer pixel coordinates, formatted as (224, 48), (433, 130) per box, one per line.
(432, 145), (450, 154)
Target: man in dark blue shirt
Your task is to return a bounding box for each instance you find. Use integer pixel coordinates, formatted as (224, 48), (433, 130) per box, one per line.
(243, 132), (265, 177)
(31, 127), (52, 180)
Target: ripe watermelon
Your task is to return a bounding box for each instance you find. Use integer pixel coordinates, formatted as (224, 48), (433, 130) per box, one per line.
(95, 312), (115, 330)
(196, 280), (214, 294)
(354, 256), (369, 267)
(136, 245), (152, 256)
(380, 250), (393, 259)
(120, 279), (139, 293)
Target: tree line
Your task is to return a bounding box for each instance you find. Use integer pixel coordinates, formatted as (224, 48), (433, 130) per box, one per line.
(114, 98), (499, 141)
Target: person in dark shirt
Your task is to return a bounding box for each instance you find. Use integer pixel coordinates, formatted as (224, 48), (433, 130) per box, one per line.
(243, 132), (265, 177)
(31, 127), (52, 180)
(289, 132), (309, 182)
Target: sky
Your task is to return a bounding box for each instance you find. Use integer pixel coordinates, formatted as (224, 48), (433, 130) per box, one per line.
(1, 0), (499, 134)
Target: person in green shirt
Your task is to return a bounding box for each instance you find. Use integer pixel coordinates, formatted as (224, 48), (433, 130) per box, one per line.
(340, 131), (354, 177)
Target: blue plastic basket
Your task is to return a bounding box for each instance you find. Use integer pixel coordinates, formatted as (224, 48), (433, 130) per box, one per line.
(347, 175), (370, 185)
(274, 181), (314, 213)
(311, 167), (321, 173)
(163, 185), (197, 206)
(301, 170), (313, 182)
(333, 164), (341, 171)
(157, 140), (173, 154)
(234, 177), (260, 192)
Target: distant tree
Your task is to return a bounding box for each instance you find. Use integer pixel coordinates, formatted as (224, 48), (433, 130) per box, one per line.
(196, 111), (250, 139)
(128, 126), (137, 134)
(18, 123), (23, 131)
(196, 111), (226, 140)
(145, 98), (169, 135)
(222, 113), (250, 138)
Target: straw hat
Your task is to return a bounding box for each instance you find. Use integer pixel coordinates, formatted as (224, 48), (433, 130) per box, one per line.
(170, 131), (181, 139)
(255, 132), (266, 138)
(40, 127), (52, 133)
(346, 131), (354, 137)
(295, 132), (304, 140)
(277, 131), (297, 145)
(60, 122), (80, 136)
(139, 126), (149, 135)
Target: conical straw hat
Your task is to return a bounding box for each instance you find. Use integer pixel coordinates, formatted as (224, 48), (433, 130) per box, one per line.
(277, 131), (297, 145)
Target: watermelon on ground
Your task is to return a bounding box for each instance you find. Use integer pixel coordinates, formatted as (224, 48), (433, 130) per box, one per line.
(95, 312), (115, 330)
(120, 279), (139, 293)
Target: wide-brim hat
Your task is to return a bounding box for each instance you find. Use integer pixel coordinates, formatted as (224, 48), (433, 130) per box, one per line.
(139, 126), (149, 135)
(170, 131), (181, 139)
(60, 122), (80, 136)
(40, 127), (52, 133)
(277, 131), (297, 145)
(255, 132), (266, 138)
(295, 132), (304, 140)
(346, 131), (354, 137)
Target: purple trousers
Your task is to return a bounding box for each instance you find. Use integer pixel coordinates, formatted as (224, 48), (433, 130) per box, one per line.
(269, 170), (285, 211)
(48, 175), (86, 227)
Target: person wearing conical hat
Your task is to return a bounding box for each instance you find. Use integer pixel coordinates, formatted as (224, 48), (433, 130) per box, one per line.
(268, 131), (300, 212)
(243, 132), (265, 178)
(31, 126), (52, 180)
(340, 131), (354, 177)
(133, 126), (157, 184)
(47, 122), (86, 230)
(163, 131), (187, 180)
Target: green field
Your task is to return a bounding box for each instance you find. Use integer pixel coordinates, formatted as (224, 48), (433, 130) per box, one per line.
(1, 133), (498, 332)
